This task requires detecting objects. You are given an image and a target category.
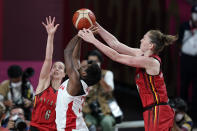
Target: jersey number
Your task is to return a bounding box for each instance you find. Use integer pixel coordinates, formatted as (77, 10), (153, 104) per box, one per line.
(45, 110), (51, 120)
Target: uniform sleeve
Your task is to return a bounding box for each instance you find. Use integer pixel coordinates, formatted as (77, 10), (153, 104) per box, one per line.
(104, 71), (114, 90)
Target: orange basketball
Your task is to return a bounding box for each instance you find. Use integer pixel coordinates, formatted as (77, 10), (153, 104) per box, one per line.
(72, 8), (96, 30)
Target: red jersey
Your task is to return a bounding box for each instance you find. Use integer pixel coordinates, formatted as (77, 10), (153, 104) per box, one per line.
(0, 127), (9, 131)
(135, 55), (168, 108)
(30, 86), (57, 131)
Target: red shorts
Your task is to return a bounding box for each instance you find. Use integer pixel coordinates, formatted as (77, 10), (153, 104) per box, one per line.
(143, 105), (174, 131)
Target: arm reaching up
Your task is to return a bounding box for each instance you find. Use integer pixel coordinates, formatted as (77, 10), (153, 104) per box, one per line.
(78, 29), (159, 75)
(36, 16), (59, 95)
(72, 37), (82, 70)
(64, 35), (83, 96)
(96, 22), (142, 56)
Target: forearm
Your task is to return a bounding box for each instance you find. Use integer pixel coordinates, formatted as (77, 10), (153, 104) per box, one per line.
(97, 25), (139, 56)
(64, 36), (82, 69)
(45, 34), (54, 60)
(91, 38), (119, 62)
(65, 35), (80, 57)
(39, 34), (54, 79)
(72, 39), (82, 69)
(97, 25), (119, 50)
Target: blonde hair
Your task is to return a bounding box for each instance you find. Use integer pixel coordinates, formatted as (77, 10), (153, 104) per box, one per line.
(148, 30), (178, 54)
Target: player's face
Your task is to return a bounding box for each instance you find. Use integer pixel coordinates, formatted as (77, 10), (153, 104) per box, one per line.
(51, 62), (65, 80)
(79, 64), (90, 78)
(140, 32), (153, 52)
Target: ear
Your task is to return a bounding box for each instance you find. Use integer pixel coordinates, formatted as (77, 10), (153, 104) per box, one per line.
(149, 43), (154, 50)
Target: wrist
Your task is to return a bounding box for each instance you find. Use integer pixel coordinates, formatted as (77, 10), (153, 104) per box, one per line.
(92, 38), (98, 45)
(48, 34), (55, 37)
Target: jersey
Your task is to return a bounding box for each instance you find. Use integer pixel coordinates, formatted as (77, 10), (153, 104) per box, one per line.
(56, 79), (89, 131)
(30, 86), (57, 131)
(135, 54), (174, 130)
(135, 55), (168, 108)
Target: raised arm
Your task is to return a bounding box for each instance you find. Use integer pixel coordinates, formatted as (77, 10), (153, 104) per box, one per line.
(96, 22), (142, 56)
(36, 16), (59, 94)
(64, 35), (82, 96)
(78, 29), (160, 75)
(72, 38), (82, 70)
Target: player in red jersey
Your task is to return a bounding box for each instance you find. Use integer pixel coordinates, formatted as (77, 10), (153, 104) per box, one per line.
(29, 16), (65, 131)
(78, 23), (177, 131)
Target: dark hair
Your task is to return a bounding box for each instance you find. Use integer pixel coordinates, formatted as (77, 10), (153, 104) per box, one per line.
(7, 65), (23, 78)
(174, 98), (188, 112)
(87, 50), (103, 63)
(10, 106), (24, 115)
(83, 63), (101, 86)
(148, 30), (178, 54)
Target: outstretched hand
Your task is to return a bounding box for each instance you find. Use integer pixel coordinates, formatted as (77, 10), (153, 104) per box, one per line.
(42, 16), (59, 35)
(89, 25), (99, 34)
(78, 28), (96, 44)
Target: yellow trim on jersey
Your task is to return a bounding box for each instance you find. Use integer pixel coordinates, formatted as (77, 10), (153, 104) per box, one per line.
(149, 76), (159, 124)
(33, 96), (37, 107)
(154, 106), (157, 125)
(149, 76), (159, 104)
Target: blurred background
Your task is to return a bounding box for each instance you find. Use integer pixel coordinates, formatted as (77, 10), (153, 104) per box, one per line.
(0, 0), (196, 130)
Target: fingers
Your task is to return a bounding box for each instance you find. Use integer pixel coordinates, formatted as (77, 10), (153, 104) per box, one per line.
(42, 22), (46, 27)
(49, 16), (52, 24)
(86, 29), (91, 33)
(89, 25), (95, 30)
(45, 16), (56, 25)
(82, 28), (87, 33)
(52, 17), (55, 25)
(46, 17), (49, 25)
(54, 24), (60, 29)
(78, 30), (84, 38)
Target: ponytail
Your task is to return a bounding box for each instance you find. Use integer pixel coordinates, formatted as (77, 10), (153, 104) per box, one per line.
(162, 34), (178, 46)
(149, 30), (178, 54)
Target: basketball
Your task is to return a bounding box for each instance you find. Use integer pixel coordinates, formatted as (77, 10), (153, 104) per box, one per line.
(72, 8), (96, 30)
